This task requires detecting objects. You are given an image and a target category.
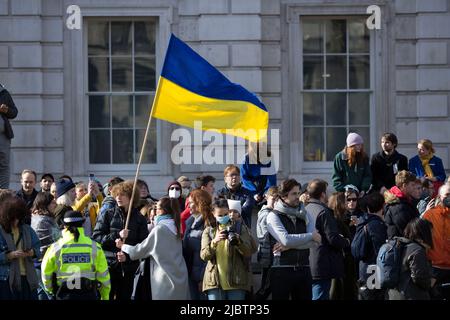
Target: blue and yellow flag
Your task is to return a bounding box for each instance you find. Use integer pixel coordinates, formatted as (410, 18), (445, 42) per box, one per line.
(152, 34), (268, 142)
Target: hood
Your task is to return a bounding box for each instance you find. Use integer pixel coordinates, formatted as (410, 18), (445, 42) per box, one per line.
(167, 180), (182, 192)
(384, 186), (406, 205)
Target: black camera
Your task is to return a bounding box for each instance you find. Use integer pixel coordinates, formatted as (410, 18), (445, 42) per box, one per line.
(225, 225), (239, 246)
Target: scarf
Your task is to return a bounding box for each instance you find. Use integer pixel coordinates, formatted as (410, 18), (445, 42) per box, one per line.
(420, 153), (434, 178)
(274, 199), (308, 224)
(0, 225), (39, 293)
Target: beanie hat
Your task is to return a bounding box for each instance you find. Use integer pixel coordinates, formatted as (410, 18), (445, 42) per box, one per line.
(346, 133), (364, 147)
(63, 210), (85, 225)
(227, 199), (242, 215)
(56, 178), (75, 198)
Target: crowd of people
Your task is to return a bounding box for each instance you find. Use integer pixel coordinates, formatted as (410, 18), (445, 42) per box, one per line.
(0, 132), (449, 301)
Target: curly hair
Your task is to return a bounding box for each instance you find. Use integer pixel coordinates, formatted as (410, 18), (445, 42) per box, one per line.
(111, 180), (141, 210)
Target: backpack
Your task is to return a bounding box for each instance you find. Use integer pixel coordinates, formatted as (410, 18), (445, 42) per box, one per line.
(351, 221), (372, 261)
(376, 237), (406, 289)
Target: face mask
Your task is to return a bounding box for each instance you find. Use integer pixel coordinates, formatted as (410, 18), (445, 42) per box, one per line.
(216, 215), (230, 225)
(169, 189), (181, 199)
(181, 188), (191, 197)
(443, 197), (450, 208)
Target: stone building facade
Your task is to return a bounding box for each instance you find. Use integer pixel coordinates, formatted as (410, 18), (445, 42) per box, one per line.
(1, 0), (449, 194)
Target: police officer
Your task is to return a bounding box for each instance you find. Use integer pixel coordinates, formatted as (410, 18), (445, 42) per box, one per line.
(0, 83), (18, 189)
(41, 210), (111, 300)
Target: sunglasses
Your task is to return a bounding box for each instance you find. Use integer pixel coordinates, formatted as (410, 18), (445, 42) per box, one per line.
(169, 186), (181, 191)
(346, 197), (358, 202)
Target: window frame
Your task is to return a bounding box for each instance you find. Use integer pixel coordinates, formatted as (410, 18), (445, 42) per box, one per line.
(65, 5), (173, 177)
(284, 2), (392, 175)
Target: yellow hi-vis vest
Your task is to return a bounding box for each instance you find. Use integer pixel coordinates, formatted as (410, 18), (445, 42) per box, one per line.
(41, 227), (111, 300)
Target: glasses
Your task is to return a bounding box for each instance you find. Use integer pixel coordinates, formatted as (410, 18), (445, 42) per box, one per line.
(346, 198), (358, 202)
(169, 187), (181, 191)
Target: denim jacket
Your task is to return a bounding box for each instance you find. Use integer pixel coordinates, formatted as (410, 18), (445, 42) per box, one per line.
(0, 225), (41, 281)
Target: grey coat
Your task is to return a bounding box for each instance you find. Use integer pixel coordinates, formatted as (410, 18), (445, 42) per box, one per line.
(122, 221), (190, 300)
(30, 214), (61, 257)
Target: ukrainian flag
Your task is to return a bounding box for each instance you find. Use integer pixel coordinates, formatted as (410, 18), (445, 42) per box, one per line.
(152, 34), (268, 142)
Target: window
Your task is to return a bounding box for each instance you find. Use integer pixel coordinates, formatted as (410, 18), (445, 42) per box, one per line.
(302, 18), (371, 162)
(87, 19), (158, 165)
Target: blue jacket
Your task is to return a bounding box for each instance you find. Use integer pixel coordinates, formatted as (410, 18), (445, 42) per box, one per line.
(182, 215), (206, 283)
(0, 224), (41, 281)
(240, 154), (277, 197)
(408, 155), (446, 182)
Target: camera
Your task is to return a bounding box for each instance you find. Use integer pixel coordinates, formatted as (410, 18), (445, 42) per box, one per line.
(225, 225), (239, 246)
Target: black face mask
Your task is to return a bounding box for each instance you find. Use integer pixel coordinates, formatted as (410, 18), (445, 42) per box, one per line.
(443, 197), (450, 208)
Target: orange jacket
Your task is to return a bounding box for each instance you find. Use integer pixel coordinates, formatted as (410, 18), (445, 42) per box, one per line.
(422, 206), (450, 269)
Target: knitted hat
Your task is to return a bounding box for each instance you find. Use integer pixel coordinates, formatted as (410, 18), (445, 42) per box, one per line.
(227, 199), (242, 215)
(346, 133), (364, 147)
(63, 210), (85, 225)
(56, 178), (75, 198)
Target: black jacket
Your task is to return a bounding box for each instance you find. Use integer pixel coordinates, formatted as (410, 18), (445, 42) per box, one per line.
(15, 189), (39, 225)
(384, 197), (419, 239)
(358, 214), (388, 282)
(0, 86), (18, 139)
(307, 200), (350, 280)
(370, 151), (408, 191)
(390, 239), (432, 300)
(92, 206), (149, 270)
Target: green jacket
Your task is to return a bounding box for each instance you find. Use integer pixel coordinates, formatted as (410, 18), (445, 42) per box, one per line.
(200, 222), (257, 292)
(332, 151), (372, 192)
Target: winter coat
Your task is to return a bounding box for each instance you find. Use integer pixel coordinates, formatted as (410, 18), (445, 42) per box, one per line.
(332, 151), (372, 192)
(121, 220), (190, 300)
(182, 215), (206, 283)
(306, 199), (350, 280)
(30, 214), (61, 258)
(384, 186), (419, 239)
(92, 206), (149, 271)
(409, 155), (446, 182)
(422, 206), (450, 269)
(0, 86), (18, 140)
(370, 150), (408, 191)
(389, 240), (432, 300)
(200, 222), (257, 292)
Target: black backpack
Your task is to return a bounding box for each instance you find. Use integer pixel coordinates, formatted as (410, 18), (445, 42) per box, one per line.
(351, 220), (373, 261)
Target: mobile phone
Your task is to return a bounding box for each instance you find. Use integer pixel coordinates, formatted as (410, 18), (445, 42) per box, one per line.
(89, 173), (95, 182)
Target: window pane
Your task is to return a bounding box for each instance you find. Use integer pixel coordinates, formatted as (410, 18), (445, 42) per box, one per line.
(349, 20), (369, 53)
(112, 57), (132, 91)
(89, 96), (109, 128)
(303, 93), (323, 125)
(326, 127), (347, 161)
(135, 95), (152, 128)
(88, 57), (109, 92)
(326, 93), (346, 125)
(113, 129), (133, 163)
(349, 127), (370, 155)
(303, 56), (324, 89)
(135, 21), (156, 56)
(135, 127), (157, 164)
(326, 56), (347, 89)
(349, 93), (370, 125)
(303, 21), (323, 54)
(349, 56), (370, 89)
(304, 127), (324, 161)
(111, 22), (132, 55)
(88, 21), (109, 56)
(90, 130), (110, 163)
(326, 20), (346, 53)
(135, 57), (156, 91)
(111, 95), (133, 128)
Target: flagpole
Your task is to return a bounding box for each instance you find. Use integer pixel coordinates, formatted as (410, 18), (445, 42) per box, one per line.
(123, 78), (161, 240)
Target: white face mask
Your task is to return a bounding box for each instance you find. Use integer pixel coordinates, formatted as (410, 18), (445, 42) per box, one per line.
(169, 189), (181, 199)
